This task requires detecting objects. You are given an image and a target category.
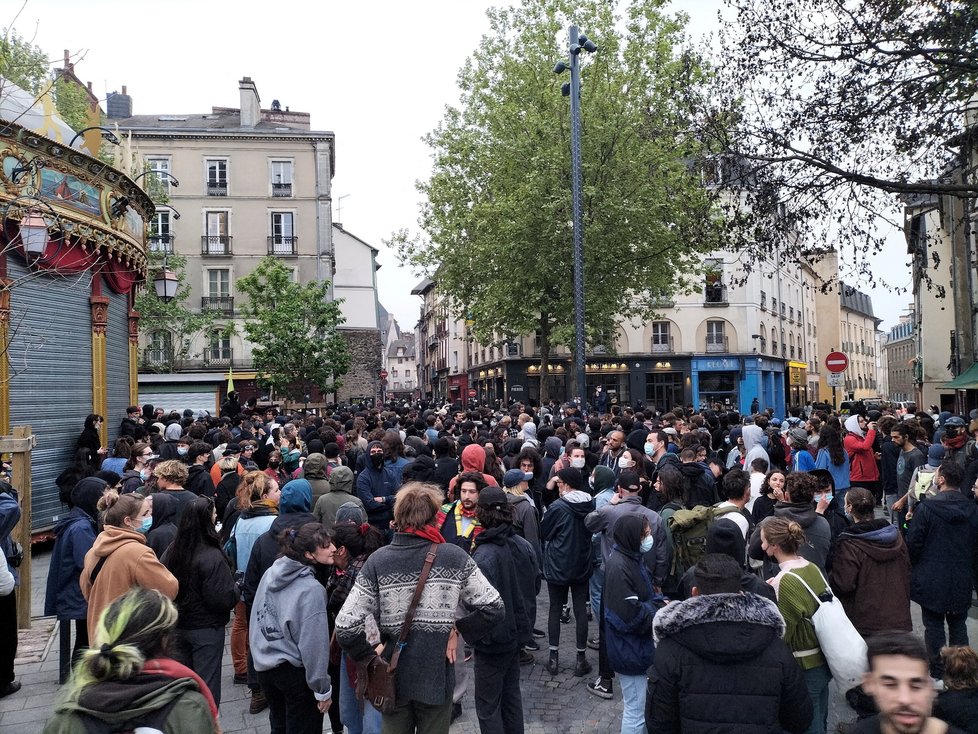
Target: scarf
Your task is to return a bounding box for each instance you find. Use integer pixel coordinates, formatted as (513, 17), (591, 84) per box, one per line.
(945, 432), (968, 451)
(143, 657), (220, 726)
(402, 525), (446, 544)
(435, 502), (482, 542)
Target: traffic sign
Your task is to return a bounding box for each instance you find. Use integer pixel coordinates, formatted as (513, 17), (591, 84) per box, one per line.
(379, 369), (388, 380)
(468, 388), (477, 398)
(827, 372), (843, 387)
(825, 351), (849, 374)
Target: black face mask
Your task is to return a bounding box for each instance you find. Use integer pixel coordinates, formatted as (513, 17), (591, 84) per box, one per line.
(268, 461), (281, 468)
(370, 453), (385, 469)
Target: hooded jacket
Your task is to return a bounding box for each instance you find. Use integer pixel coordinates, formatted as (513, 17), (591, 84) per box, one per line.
(520, 421), (539, 449)
(541, 490), (595, 585)
(741, 425), (770, 473)
(647, 592), (812, 734)
(42, 660), (218, 734)
(250, 556), (332, 702)
(748, 500), (832, 574)
(905, 489), (978, 614)
(830, 519), (911, 633)
(541, 437), (563, 486)
(146, 492), (178, 559)
(184, 464), (215, 498)
(313, 466), (364, 531)
(471, 524), (534, 653)
(161, 539), (239, 630)
(355, 441), (397, 528)
(844, 416), (879, 482)
(232, 501), (279, 572)
(302, 453), (332, 505)
(241, 508), (319, 607)
(603, 514), (657, 675)
(447, 444), (499, 497)
(585, 496), (670, 585)
(44, 479), (104, 620)
(80, 526), (179, 640)
(677, 462), (719, 508)
(506, 491), (542, 569)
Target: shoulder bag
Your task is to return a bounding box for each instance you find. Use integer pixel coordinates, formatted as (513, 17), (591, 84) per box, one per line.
(358, 542), (438, 714)
(786, 570), (867, 691)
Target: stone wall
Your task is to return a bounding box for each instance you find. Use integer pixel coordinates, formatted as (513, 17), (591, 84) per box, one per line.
(337, 328), (382, 404)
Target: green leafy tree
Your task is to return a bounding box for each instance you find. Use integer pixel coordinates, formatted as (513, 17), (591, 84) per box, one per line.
(709, 0), (978, 287)
(392, 0), (723, 401)
(134, 250), (224, 372)
(236, 257), (350, 402)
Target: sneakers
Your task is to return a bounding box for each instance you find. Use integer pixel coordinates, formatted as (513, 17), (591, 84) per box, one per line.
(0, 681), (20, 699)
(587, 677), (613, 699)
(233, 673), (248, 685)
(532, 628), (546, 638)
(519, 650), (535, 665)
(587, 636), (600, 650)
(524, 639), (540, 652)
(451, 702), (463, 723)
(560, 605), (571, 624)
(249, 689), (268, 714)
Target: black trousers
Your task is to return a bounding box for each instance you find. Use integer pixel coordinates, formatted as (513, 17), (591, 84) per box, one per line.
(0, 591), (16, 686)
(473, 649), (524, 734)
(547, 581), (588, 650)
(257, 662), (324, 734)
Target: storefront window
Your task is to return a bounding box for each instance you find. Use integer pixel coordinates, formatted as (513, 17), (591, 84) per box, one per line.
(646, 372), (684, 413)
(698, 371), (739, 410)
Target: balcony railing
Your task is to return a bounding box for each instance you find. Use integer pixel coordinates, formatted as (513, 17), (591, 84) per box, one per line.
(272, 182), (293, 197)
(651, 337), (674, 353)
(207, 181), (228, 196)
(203, 348), (232, 368)
(267, 236), (298, 256)
(704, 284), (728, 305)
(143, 346), (174, 369)
(201, 296), (234, 315)
(201, 235), (233, 256)
(148, 235), (174, 254)
(427, 335), (438, 349)
(705, 335), (729, 353)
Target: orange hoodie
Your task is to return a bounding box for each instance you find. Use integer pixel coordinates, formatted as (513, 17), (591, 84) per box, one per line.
(447, 444), (499, 499)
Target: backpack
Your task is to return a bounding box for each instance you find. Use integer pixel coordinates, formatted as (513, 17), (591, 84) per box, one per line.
(77, 695), (179, 734)
(911, 467), (937, 501)
(667, 504), (744, 579)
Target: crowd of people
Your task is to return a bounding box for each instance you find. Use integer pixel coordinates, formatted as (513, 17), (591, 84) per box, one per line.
(27, 395), (978, 733)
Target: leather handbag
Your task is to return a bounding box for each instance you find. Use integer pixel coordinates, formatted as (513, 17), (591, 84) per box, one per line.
(359, 543), (438, 714)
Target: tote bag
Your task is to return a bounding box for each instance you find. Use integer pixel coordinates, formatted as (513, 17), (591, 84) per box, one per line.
(786, 570), (867, 690)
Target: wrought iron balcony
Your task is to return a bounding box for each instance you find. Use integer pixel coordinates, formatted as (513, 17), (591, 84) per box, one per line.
(201, 296), (234, 315)
(148, 235), (173, 254)
(272, 182), (293, 197)
(207, 181), (228, 196)
(201, 235), (233, 256)
(705, 335), (729, 353)
(651, 337), (674, 354)
(704, 284), (728, 306)
(267, 236), (298, 256)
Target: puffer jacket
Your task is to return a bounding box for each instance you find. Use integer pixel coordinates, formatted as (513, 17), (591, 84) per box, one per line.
(648, 592), (812, 734)
(541, 490), (595, 585)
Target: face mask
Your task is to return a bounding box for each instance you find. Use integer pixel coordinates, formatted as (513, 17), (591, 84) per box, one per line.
(370, 453), (385, 469)
(816, 492), (833, 503)
(176, 446), (189, 456)
(570, 457), (585, 469)
(639, 535), (654, 554)
(523, 472), (533, 481)
(644, 443), (655, 456)
(139, 469), (149, 481)
(268, 461), (281, 468)
(135, 516), (153, 534)
(618, 456), (633, 469)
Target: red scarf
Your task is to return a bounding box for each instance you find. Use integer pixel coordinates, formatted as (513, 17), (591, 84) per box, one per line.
(144, 657), (220, 726)
(945, 432), (968, 451)
(402, 525), (446, 544)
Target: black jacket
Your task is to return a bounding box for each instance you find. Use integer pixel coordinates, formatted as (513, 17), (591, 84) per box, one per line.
(541, 490), (595, 585)
(934, 688), (978, 734)
(678, 462), (719, 508)
(906, 489), (978, 614)
(185, 465), (215, 498)
(241, 512), (319, 606)
(161, 542), (239, 629)
(648, 592), (812, 734)
(146, 493), (178, 559)
(471, 524), (534, 653)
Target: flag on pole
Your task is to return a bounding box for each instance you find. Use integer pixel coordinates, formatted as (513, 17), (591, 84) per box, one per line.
(227, 365), (235, 394)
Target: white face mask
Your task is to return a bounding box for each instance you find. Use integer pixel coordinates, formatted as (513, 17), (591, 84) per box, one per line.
(618, 456), (633, 469)
(570, 457), (586, 469)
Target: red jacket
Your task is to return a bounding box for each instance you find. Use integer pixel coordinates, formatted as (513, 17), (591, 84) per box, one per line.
(844, 428), (879, 482)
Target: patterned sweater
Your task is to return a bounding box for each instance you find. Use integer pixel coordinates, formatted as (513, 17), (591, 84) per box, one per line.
(335, 533), (504, 706)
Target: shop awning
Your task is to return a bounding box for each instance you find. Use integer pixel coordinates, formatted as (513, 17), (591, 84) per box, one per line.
(943, 361), (978, 389)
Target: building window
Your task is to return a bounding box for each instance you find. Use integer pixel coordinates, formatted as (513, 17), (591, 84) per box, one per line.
(146, 330), (172, 365)
(706, 320), (726, 352)
(203, 211), (231, 255)
(149, 210), (173, 253)
(392, 369), (398, 377)
(704, 258), (726, 303)
(651, 321), (671, 352)
(269, 212), (297, 255)
(405, 369), (411, 377)
(760, 291), (766, 310)
(271, 160), (293, 197)
(145, 157), (172, 194)
(206, 159), (228, 196)
(203, 269), (232, 315)
(207, 330), (231, 363)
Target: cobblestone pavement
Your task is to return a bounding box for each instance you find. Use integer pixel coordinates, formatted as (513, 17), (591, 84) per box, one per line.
(6, 549), (971, 733)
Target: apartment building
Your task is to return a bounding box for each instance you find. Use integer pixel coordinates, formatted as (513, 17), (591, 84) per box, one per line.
(112, 78), (382, 407)
(885, 312), (915, 402)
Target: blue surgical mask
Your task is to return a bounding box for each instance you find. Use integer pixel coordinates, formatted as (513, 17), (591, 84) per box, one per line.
(176, 446), (189, 456)
(644, 442), (655, 456)
(137, 517), (153, 534)
(816, 492), (833, 504)
(139, 469), (149, 481)
(639, 535), (654, 554)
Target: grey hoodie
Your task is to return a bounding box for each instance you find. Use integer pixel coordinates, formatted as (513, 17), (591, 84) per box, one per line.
(521, 421), (539, 448)
(741, 425), (769, 472)
(249, 556), (332, 701)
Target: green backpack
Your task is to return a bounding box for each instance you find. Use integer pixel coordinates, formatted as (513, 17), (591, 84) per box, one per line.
(667, 504), (744, 579)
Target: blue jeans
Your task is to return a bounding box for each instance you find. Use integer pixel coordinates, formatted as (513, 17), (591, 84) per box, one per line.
(803, 664), (832, 734)
(340, 654), (381, 734)
(619, 673), (647, 734)
(590, 555), (605, 614)
(921, 607), (969, 679)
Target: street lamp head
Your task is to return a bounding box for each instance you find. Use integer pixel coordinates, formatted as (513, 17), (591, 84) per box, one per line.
(570, 43), (581, 55)
(554, 61), (568, 74)
(561, 82), (571, 97)
(582, 39), (598, 53)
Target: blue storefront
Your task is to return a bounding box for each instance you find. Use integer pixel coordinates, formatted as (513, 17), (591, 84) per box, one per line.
(692, 356), (785, 417)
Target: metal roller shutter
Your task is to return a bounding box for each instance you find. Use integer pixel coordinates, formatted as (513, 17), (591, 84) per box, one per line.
(137, 388), (217, 416)
(8, 258), (93, 531)
(105, 288), (130, 446)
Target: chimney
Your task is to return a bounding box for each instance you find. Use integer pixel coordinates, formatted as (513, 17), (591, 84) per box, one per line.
(239, 77), (260, 128)
(63, 49), (71, 72)
(106, 86), (132, 119)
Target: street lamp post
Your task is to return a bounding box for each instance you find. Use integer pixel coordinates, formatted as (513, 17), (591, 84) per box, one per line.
(555, 25), (597, 406)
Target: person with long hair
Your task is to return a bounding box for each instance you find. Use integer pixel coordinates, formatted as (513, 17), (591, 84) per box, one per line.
(99, 436), (133, 476)
(813, 424), (850, 499)
(120, 442), (155, 495)
(327, 521), (385, 734)
(56, 449), (96, 508)
(251, 522), (336, 734)
(761, 516), (832, 734)
(751, 469), (787, 526)
(75, 414), (106, 470)
(80, 491), (178, 642)
(161, 496), (239, 708)
(43, 588), (219, 733)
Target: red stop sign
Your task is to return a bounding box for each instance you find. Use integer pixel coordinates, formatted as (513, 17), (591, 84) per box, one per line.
(379, 370), (388, 379)
(824, 351), (849, 373)
(468, 388), (477, 398)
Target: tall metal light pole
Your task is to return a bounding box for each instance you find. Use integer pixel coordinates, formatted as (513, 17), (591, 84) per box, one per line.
(555, 26), (597, 406)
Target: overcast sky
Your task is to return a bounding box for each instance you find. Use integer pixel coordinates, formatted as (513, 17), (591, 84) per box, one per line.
(10, 0), (910, 336)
